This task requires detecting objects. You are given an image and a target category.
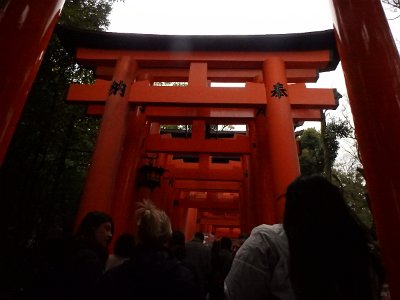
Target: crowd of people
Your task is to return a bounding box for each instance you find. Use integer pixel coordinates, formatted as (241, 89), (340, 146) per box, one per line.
(23, 174), (389, 300)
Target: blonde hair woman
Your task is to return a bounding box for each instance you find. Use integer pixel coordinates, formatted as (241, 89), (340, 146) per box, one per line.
(135, 200), (172, 246)
(96, 200), (201, 300)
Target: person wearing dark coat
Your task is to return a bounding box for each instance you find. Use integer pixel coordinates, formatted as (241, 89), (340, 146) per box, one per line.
(26, 211), (114, 300)
(62, 211), (114, 300)
(96, 200), (201, 300)
(184, 231), (212, 299)
(210, 237), (234, 300)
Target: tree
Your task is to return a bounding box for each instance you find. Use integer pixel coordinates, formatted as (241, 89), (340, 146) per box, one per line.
(297, 105), (373, 228)
(298, 127), (324, 175)
(382, 0), (400, 10)
(321, 110), (352, 180)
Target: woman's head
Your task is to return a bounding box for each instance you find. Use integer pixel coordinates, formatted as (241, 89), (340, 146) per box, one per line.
(284, 174), (351, 236)
(283, 174), (373, 299)
(135, 200), (172, 246)
(75, 211), (114, 248)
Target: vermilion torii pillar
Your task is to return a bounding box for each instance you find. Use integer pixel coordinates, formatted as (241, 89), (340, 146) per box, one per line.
(0, 0), (65, 165)
(75, 56), (137, 227)
(331, 0), (400, 297)
(264, 58), (301, 222)
(110, 106), (147, 238)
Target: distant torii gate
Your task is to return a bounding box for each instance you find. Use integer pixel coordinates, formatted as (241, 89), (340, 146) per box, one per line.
(57, 26), (339, 239)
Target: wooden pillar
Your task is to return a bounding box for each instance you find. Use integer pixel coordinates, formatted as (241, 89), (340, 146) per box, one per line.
(75, 57), (137, 227)
(263, 58), (300, 222)
(0, 0), (65, 165)
(199, 224), (208, 233)
(240, 155), (253, 234)
(110, 106), (147, 238)
(164, 180), (176, 224)
(151, 152), (168, 209)
(185, 207), (198, 241)
(176, 207), (189, 234)
(330, 1), (400, 297)
(252, 117), (276, 225)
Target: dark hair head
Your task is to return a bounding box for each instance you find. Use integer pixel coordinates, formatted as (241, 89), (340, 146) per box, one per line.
(75, 211), (114, 242)
(283, 174), (376, 300)
(284, 174), (351, 235)
(171, 230), (185, 246)
(194, 231), (204, 242)
(114, 233), (136, 257)
(220, 237), (232, 250)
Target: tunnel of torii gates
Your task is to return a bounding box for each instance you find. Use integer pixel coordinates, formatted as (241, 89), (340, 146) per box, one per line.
(4, 1), (400, 298)
(56, 26), (340, 240)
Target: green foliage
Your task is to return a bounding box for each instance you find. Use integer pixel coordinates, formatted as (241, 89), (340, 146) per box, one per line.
(333, 169), (373, 228)
(323, 119), (352, 169)
(297, 125), (372, 228)
(298, 128), (324, 175)
(60, 0), (124, 30)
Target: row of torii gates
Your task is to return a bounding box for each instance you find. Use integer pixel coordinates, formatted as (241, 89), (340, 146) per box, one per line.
(59, 26), (340, 240)
(2, 0), (400, 298)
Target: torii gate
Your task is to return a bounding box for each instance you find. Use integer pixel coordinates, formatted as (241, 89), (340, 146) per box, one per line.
(4, 1), (400, 298)
(57, 26), (339, 239)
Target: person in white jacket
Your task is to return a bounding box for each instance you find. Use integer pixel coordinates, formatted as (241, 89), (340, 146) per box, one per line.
(225, 175), (384, 300)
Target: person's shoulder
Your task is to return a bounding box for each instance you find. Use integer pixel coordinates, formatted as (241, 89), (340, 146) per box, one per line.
(245, 224), (287, 252)
(251, 223), (284, 236)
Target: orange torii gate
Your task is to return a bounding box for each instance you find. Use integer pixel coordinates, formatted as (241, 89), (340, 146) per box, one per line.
(3, 0), (400, 297)
(57, 25), (339, 239)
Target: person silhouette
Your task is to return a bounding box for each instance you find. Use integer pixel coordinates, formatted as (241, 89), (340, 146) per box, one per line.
(105, 232), (135, 272)
(225, 175), (384, 300)
(95, 200), (201, 300)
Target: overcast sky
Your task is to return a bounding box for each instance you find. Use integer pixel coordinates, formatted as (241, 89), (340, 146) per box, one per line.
(108, 0), (334, 35)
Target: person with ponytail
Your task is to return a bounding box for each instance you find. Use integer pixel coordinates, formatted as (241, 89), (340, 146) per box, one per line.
(96, 200), (201, 300)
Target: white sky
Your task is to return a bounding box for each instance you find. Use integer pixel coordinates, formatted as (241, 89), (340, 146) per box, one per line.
(108, 0), (400, 131)
(108, 0), (334, 35)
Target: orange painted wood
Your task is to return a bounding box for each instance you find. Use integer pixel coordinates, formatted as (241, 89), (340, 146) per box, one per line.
(240, 157), (253, 233)
(292, 109), (323, 122)
(184, 208), (198, 242)
(263, 58), (301, 223)
(74, 57), (137, 228)
(199, 218), (240, 227)
(75, 48), (332, 70)
(173, 180), (241, 192)
(189, 63), (208, 87)
(331, 0), (400, 296)
(68, 81), (337, 109)
(214, 228), (241, 237)
(129, 81), (266, 107)
(164, 167), (244, 181)
(252, 116), (277, 225)
(67, 79), (110, 103)
(179, 200), (239, 210)
(96, 67), (318, 83)
(110, 107), (147, 238)
(85, 105), (323, 122)
(134, 107), (255, 121)
(0, 0), (65, 165)
(288, 84), (338, 109)
(145, 134), (251, 154)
